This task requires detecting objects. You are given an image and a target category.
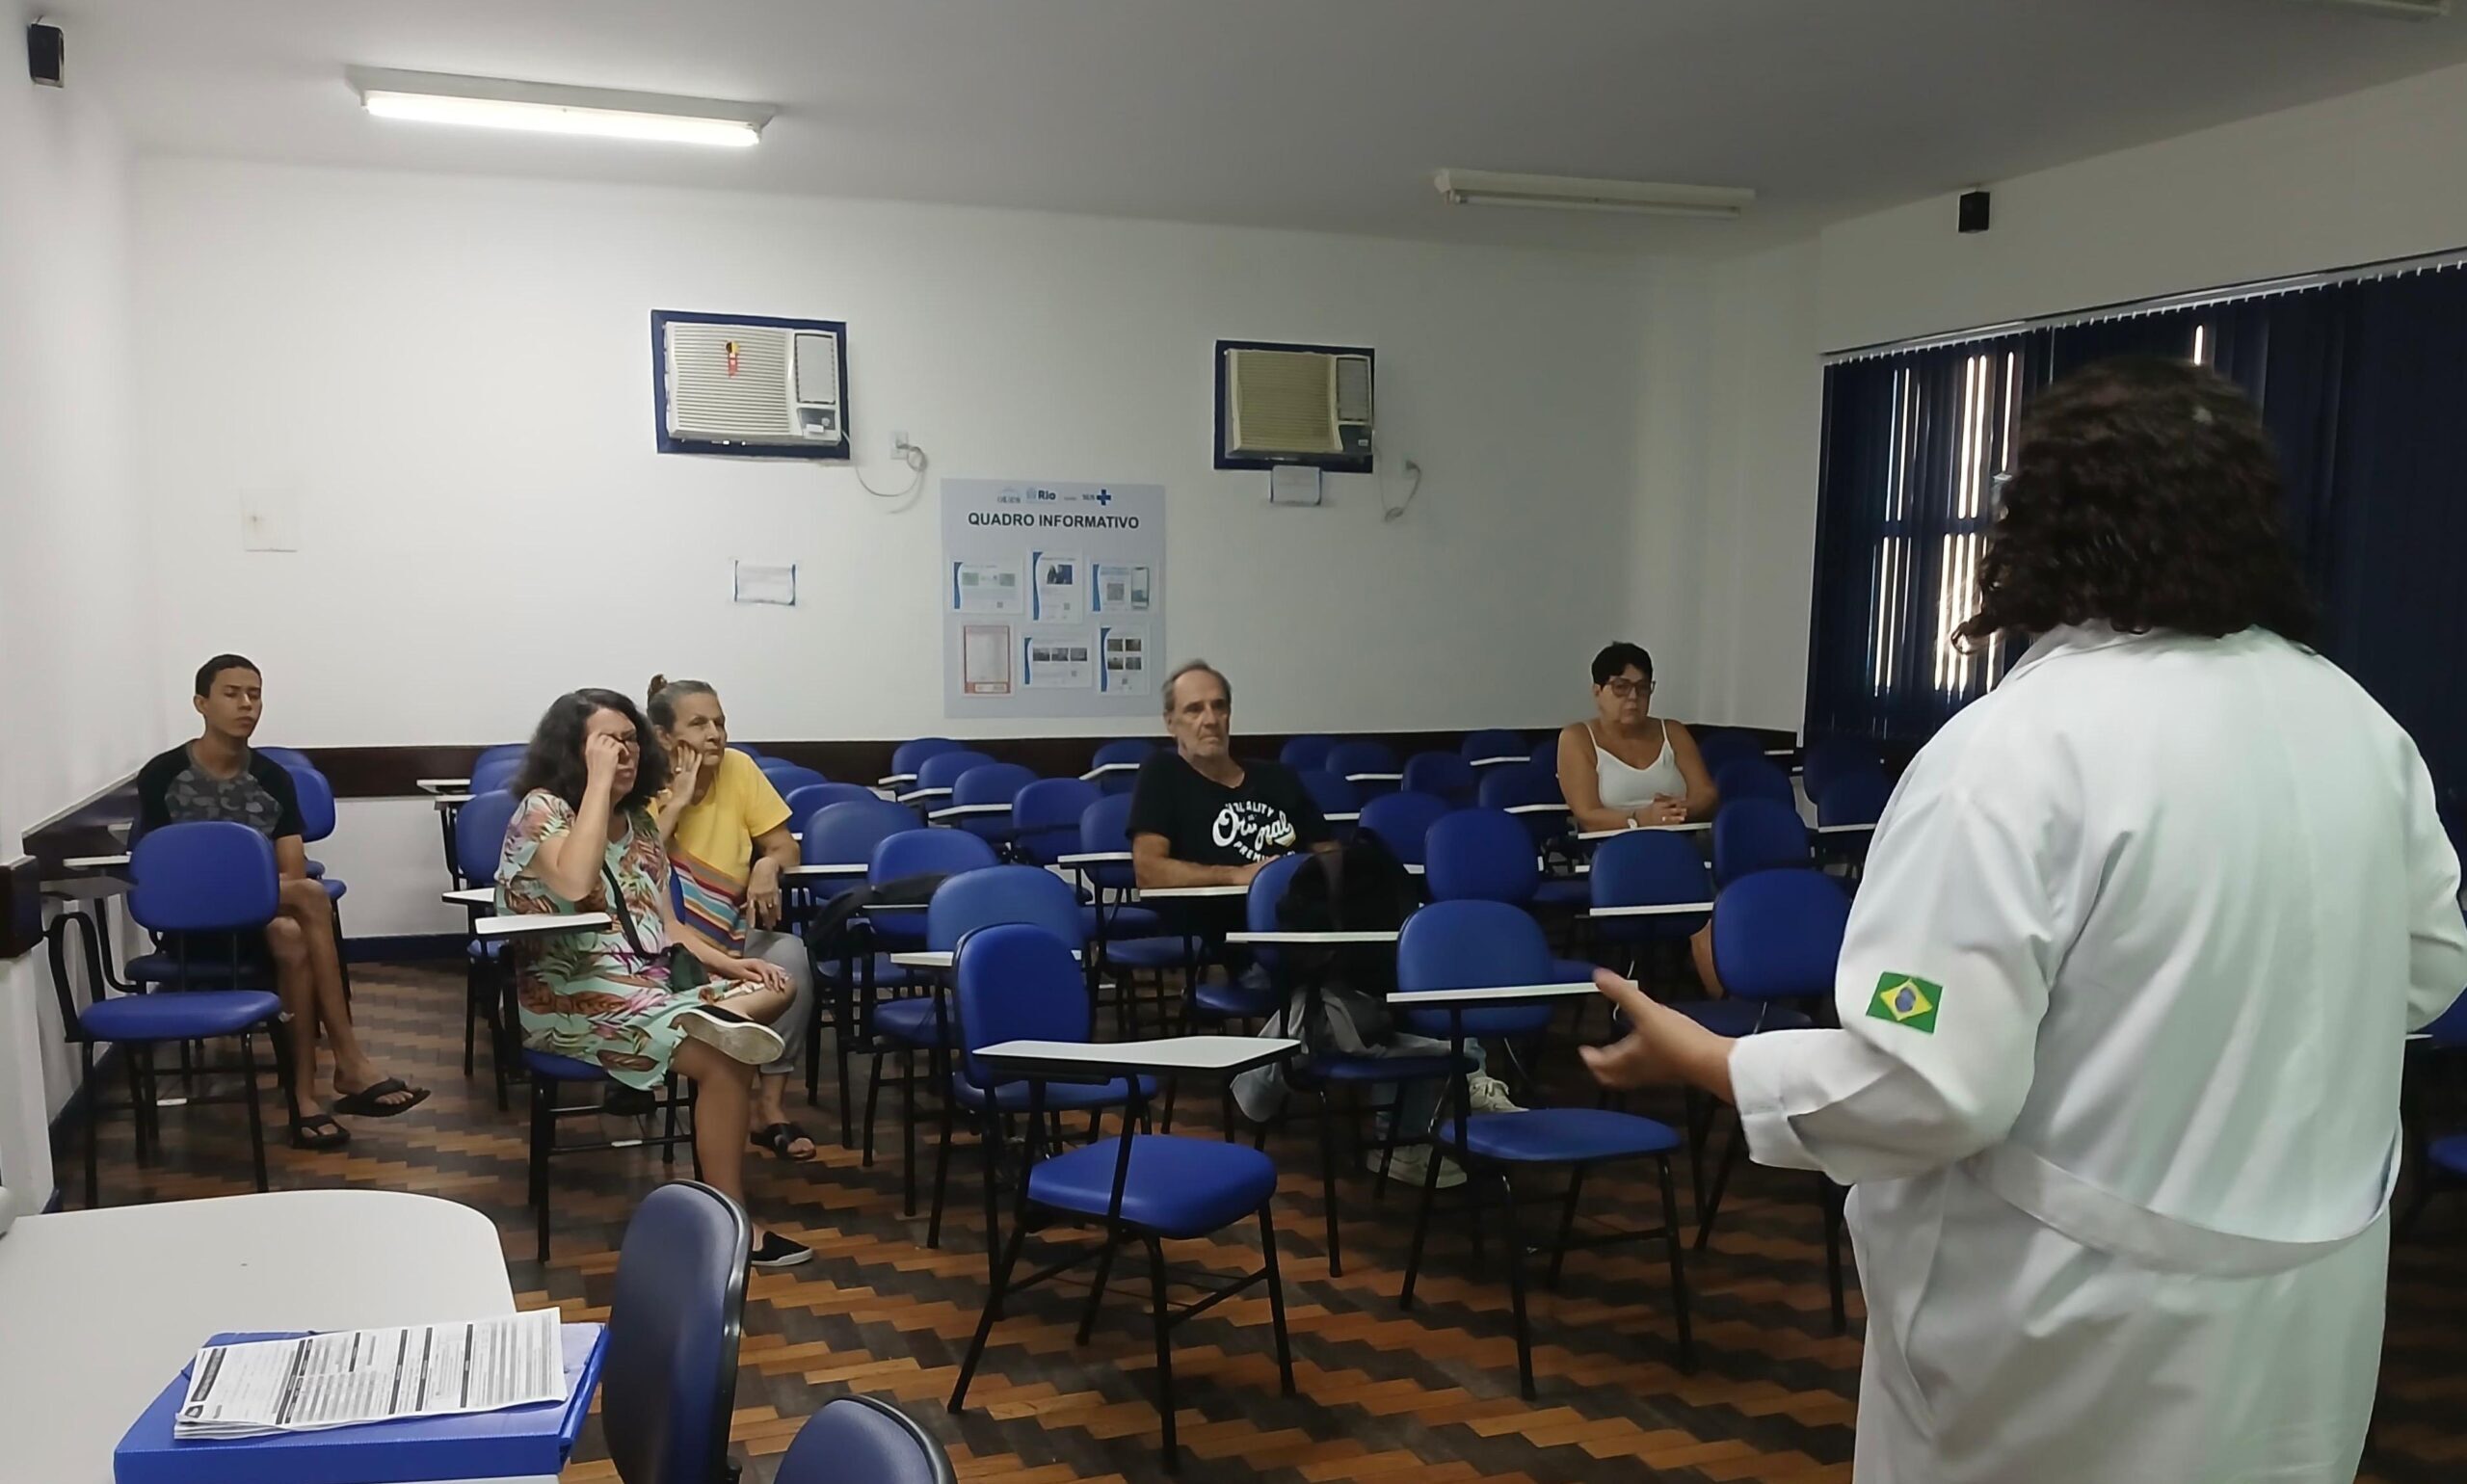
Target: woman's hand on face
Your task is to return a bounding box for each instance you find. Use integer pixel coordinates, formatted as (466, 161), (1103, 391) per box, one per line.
(583, 733), (627, 797)
(669, 741), (703, 798)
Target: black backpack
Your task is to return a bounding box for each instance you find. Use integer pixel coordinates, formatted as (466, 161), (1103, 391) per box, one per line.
(1273, 836), (1419, 1046)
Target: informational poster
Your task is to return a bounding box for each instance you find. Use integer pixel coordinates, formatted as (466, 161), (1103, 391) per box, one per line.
(942, 479), (1166, 719)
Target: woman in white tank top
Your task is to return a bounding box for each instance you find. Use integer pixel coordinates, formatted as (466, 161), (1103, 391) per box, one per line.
(1555, 643), (1718, 835)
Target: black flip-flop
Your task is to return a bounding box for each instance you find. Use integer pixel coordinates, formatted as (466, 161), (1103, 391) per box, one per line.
(751, 1122), (818, 1162)
(332, 1078), (432, 1119)
(289, 1113), (351, 1151)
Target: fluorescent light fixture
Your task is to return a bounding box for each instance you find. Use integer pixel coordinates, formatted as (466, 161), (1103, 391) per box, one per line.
(1433, 169), (1753, 220)
(345, 67), (773, 147)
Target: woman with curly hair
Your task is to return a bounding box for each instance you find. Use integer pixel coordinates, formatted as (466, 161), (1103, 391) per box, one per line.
(1585, 358), (2466, 1481)
(496, 688), (812, 1267)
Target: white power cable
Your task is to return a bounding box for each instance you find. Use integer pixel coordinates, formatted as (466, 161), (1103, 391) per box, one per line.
(852, 440), (928, 501)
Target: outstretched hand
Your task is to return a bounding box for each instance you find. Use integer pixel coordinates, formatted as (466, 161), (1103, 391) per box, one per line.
(1579, 967), (1735, 1100)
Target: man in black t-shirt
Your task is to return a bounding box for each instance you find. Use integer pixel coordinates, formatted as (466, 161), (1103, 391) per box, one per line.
(134, 655), (429, 1151)
(1127, 661), (1333, 888)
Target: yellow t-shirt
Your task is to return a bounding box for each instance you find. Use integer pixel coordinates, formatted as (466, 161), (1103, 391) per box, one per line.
(665, 750), (791, 949)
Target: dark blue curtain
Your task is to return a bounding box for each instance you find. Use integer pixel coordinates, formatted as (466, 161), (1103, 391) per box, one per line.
(1807, 263), (2467, 803)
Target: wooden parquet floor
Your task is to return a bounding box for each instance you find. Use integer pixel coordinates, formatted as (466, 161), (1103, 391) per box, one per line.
(54, 963), (2467, 1482)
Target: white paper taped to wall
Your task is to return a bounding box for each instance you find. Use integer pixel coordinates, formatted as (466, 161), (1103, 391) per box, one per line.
(953, 561), (1022, 614)
(1099, 623), (1152, 695)
(1030, 550), (1083, 623)
(1022, 630), (1093, 688)
(963, 623), (1013, 695)
(1094, 563), (1153, 613)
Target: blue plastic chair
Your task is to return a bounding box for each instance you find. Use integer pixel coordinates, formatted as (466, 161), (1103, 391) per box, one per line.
(758, 760), (830, 799)
(603, 1181), (751, 1484)
(1588, 830), (1714, 955)
(798, 797), (930, 1139)
(1294, 770), (1360, 842)
(943, 761), (1038, 846)
(886, 736), (964, 786)
(868, 829), (998, 951)
(728, 741), (766, 759)
(1423, 809), (1594, 983)
(48, 822), (283, 1206)
(784, 781), (879, 826)
(1478, 763), (1582, 905)
(1326, 740), (1402, 799)
(475, 742), (527, 772)
(1528, 738), (1559, 775)
(451, 789), (522, 1101)
(776, 1397), (953, 1484)
(1393, 899), (1693, 1394)
(1357, 790), (1453, 872)
(1699, 869), (1853, 1328)
(910, 749), (996, 802)
(1402, 751), (1478, 807)
(1011, 777), (1101, 866)
(254, 746), (316, 772)
(1461, 729), (1527, 767)
(856, 831), (997, 1203)
(1817, 766), (1893, 827)
(1715, 755), (1796, 806)
(1279, 735), (1336, 772)
(929, 874), (1147, 1256)
(282, 763), (343, 894)
(1690, 729), (1762, 776)
(1801, 737), (1884, 805)
(1712, 797), (1813, 887)
(946, 924), (1294, 1470)
(1088, 738), (1155, 797)
(1076, 793), (1181, 985)
(471, 754), (525, 798)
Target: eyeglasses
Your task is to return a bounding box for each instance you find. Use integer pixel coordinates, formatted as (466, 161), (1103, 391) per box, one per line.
(1602, 679), (1654, 699)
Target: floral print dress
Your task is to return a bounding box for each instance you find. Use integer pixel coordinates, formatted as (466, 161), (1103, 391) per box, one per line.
(495, 789), (726, 1088)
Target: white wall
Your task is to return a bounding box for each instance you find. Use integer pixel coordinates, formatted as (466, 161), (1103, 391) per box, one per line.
(0, 75), (166, 1201)
(131, 161), (1672, 750)
(1817, 58), (2467, 354)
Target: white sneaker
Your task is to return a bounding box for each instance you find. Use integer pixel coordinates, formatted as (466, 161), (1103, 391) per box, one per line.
(676, 1006), (786, 1068)
(1368, 1146), (1466, 1189)
(1464, 1073), (1525, 1114)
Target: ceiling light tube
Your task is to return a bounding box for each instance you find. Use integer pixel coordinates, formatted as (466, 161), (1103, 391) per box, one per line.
(1433, 169), (1754, 220)
(345, 67), (773, 147)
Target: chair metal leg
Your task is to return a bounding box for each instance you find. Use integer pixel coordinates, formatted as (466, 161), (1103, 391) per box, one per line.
(1076, 1233), (1119, 1345)
(862, 1047), (885, 1167)
(1658, 1156), (1696, 1372)
(1684, 1087), (1711, 1211)
(661, 1073), (679, 1169)
(81, 1042), (100, 1209)
(1484, 1168), (1535, 1400)
(125, 1047), (154, 1166)
(1259, 1205), (1296, 1395)
(530, 1074), (553, 1265)
(980, 1110), (1006, 1286)
(1146, 1234), (1180, 1471)
(926, 1077), (958, 1249)
(1547, 1166), (1588, 1290)
(1822, 1176), (1848, 1336)
(1397, 1126), (1446, 1311)
(1695, 1112), (1745, 1250)
(1316, 1086), (1344, 1277)
(948, 1209), (1030, 1416)
(242, 1031), (269, 1193)
(901, 1047), (921, 1217)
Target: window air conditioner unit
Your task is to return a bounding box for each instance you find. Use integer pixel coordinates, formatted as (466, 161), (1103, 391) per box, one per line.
(1215, 340), (1374, 473)
(652, 310), (850, 459)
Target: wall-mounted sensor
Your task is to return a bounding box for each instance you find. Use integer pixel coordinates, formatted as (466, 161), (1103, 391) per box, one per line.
(1959, 189), (1991, 234)
(28, 20), (65, 87)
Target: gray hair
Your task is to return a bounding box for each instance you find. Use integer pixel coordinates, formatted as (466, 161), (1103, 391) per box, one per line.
(1161, 659), (1230, 714)
(645, 675), (719, 731)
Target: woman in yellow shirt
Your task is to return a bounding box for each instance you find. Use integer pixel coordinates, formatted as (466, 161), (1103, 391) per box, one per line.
(648, 676), (817, 1161)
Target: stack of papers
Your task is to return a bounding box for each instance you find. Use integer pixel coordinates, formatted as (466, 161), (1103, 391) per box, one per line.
(172, 1310), (566, 1440)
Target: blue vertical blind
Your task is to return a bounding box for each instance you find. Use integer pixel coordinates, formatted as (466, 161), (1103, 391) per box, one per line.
(1807, 259), (2467, 806)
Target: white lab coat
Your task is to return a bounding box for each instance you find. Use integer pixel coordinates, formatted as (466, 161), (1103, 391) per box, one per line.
(1730, 623), (2467, 1484)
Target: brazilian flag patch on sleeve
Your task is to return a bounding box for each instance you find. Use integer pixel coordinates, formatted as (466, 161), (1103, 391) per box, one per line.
(1867, 973), (1942, 1034)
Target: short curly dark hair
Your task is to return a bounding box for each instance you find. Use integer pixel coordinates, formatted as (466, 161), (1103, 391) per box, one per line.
(1590, 643), (1654, 687)
(512, 688), (672, 812)
(1959, 357), (2315, 647)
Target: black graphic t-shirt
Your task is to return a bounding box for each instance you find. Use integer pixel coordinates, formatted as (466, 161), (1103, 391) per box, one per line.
(1126, 753), (1331, 867)
(136, 744), (305, 842)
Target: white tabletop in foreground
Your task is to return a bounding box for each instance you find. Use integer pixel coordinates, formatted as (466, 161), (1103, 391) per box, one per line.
(1576, 822), (1710, 840)
(0, 1190), (531, 1484)
(1388, 981), (1600, 1006)
(977, 1035), (1301, 1077)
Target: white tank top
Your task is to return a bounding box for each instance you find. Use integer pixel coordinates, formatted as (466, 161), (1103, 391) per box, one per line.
(1590, 719), (1684, 808)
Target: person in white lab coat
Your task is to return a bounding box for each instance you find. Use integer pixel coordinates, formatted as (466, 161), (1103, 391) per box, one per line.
(1587, 357), (2467, 1484)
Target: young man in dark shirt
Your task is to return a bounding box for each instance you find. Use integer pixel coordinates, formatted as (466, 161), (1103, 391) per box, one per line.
(1127, 661), (1333, 888)
(136, 655), (429, 1149)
